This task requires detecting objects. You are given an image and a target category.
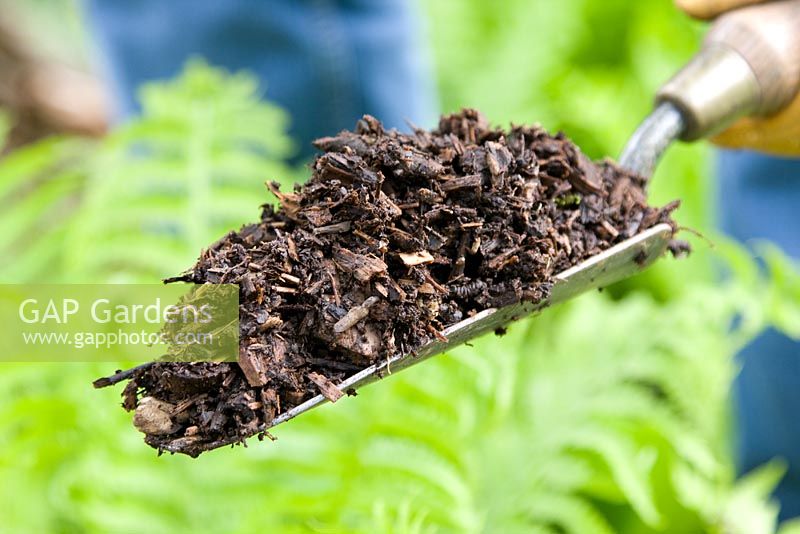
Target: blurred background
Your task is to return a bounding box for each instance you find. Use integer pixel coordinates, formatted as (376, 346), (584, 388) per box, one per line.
(0, 0), (799, 532)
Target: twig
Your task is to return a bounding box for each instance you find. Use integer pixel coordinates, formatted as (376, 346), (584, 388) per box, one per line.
(333, 296), (379, 333)
(93, 362), (154, 389)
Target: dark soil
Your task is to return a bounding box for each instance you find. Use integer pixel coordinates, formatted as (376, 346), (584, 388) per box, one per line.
(96, 109), (685, 456)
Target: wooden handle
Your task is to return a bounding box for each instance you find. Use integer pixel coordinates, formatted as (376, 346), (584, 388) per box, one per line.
(706, 0), (800, 114)
(656, 0), (800, 139)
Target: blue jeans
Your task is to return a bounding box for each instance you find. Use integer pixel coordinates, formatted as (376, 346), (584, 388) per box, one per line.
(85, 0), (438, 163)
(719, 150), (800, 520)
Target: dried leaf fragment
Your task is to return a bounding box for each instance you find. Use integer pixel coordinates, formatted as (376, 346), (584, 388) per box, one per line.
(133, 397), (176, 436)
(333, 296), (379, 333)
(398, 250), (434, 266)
(308, 372), (344, 402)
(333, 247), (388, 282)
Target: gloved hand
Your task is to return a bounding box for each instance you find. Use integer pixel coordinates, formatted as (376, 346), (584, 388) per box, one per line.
(677, 0), (768, 19)
(676, 0), (800, 155)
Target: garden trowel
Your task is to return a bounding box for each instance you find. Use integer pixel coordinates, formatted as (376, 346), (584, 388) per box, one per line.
(130, 0), (800, 454)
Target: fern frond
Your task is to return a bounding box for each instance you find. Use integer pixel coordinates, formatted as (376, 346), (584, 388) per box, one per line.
(522, 492), (616, 534)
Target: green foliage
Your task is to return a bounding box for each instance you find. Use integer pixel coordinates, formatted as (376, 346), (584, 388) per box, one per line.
(759, 244), (800, 338)
(0, 270), (794, 533)
(0, 1), (799, 532)
(720, 460), (786, 533)
(0, 136), (88, 282)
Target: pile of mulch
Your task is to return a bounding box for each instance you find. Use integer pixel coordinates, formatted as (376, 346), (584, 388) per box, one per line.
(95, 109), (685, 457)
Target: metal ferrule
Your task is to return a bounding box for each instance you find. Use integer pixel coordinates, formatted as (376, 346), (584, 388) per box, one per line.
(656, 43), (761, 141)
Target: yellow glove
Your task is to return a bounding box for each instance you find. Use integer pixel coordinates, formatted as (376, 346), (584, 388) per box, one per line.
(676, 0), (800, 155)
(676, 0), (767, 19)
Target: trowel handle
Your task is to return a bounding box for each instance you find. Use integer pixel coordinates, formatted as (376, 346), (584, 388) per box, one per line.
(657, 0), (800, 140)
